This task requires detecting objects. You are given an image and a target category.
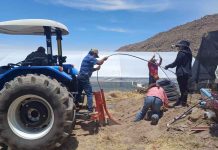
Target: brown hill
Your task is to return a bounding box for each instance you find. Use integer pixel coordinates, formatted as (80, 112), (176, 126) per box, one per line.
(117, 14), (218, 56)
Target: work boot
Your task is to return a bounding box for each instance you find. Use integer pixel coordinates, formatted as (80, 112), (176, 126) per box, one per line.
(151, 114), (159, 125)
(87, 107), (93, 113)
(182, 102), (189, 107)
(86, 104), (93, 112)
(173, 100), (182, 108)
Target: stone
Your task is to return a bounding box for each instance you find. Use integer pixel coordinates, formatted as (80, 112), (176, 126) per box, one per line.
(188, 108), (204, 122)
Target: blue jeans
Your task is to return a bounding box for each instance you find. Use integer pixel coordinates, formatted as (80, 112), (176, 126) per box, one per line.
(135, 96), (163, 121)
(76, 75), (93, 111)
(149, 75), (156, 85)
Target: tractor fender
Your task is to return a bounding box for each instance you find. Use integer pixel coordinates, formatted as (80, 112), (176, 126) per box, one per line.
(0, 66), (73, 91)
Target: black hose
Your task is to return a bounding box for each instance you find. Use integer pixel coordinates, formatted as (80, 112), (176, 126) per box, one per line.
(97, 70), (102, 90)
(96, 53), (176, 91)
(108, 53), (175, 78)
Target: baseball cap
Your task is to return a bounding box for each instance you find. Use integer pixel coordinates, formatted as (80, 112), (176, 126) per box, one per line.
(90, 48), (99, 58)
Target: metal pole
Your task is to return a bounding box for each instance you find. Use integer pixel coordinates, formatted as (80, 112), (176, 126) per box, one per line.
(56, 29), (63, 66)
(44, 26), (53, 65)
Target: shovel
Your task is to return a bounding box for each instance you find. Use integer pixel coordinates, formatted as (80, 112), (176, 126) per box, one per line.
(167, 102), (200, 129)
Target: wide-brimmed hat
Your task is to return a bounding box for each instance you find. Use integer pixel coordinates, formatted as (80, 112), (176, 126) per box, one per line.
(90, 48), (99, 58)
(175, 40), (190, 48)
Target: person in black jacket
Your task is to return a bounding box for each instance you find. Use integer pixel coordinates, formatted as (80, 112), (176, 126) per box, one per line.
(23, 46), (48, 66)
(165, 40), (192, 107)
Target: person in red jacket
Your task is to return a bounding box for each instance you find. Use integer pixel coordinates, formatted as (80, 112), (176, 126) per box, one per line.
(134, 83), (168, 125)
(148, 54), (162, 85)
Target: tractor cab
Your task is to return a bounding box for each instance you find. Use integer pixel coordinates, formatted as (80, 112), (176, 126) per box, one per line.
(0, 19), (79, 91)
(0, 19), (68, 66)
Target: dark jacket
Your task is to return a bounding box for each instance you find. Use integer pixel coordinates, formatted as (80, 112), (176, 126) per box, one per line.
(23, 51), (48, 66)
(166, 48), (192, 77)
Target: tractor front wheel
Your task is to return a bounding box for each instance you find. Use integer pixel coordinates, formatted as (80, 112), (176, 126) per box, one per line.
(0, 74), (75, 150)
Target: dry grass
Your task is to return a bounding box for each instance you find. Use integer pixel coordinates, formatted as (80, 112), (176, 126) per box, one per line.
(58, 92), (218, 150)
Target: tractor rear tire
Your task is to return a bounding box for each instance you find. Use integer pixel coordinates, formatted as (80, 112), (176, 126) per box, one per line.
(0, 74), (75, 150)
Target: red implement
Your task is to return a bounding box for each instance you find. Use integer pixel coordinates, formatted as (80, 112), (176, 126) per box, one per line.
(93, 89), (120, 125)
(93, 91), (105, 123)
(190, 126), (210, 131)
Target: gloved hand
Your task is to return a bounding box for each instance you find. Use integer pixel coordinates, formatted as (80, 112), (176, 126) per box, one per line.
(160, 106), (168, 112)
(164, 66), (169, 70)
(103, 56), (109, 61)
(96, 65), (101, 70)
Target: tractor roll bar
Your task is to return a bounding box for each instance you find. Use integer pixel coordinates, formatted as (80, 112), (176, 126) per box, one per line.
(44, 26), (53, 65)
(56, 29), (63, 66)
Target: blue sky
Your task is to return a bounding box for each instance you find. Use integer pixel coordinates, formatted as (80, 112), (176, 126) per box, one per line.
(0, 0), (218, 52)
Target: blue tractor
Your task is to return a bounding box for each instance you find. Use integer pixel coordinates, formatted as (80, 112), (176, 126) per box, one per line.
(0, 19), (77, 149)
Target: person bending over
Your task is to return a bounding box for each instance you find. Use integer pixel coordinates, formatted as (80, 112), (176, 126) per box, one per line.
(134, 83), (168, 125)
(76, 49), (108, 112)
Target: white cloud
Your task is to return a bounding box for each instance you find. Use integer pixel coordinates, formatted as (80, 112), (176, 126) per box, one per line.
(97, 25), (129, 33)
(163, 0), (218, 17)
(35, 0), (218, 15)
(35, 0), (171, 12)
(200, 1), (218, 15)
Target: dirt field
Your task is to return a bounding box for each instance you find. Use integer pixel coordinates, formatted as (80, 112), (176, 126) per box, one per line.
(0, 91), (213, 150)
(60, 91), (218, 150)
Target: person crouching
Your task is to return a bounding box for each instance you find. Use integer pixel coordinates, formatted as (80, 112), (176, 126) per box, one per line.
(134, 83), (168, 125)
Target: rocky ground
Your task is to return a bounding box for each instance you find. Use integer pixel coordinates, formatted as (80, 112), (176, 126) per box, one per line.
(59, 91), (218, 150)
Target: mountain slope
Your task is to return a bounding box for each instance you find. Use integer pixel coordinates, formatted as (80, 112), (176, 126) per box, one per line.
(117, 14), (218, 56)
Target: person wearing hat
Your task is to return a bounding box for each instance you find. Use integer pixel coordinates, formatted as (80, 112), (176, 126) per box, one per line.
(76, 49), (108, 112)
(148, 54), (162, 85)
(165, 40), (192, 107)
(134, 83), (169, 125)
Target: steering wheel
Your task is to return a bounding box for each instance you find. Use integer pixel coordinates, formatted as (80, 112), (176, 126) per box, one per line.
(7, 62), (21, 67)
